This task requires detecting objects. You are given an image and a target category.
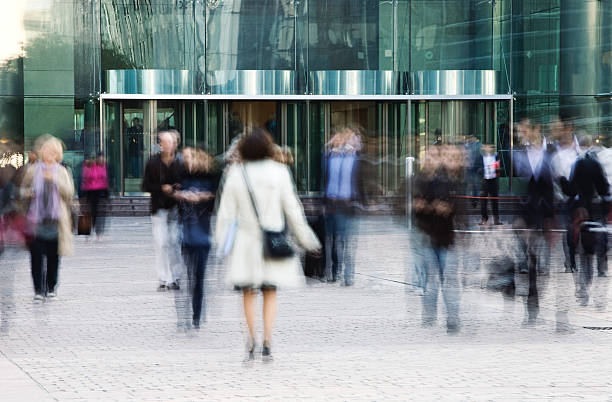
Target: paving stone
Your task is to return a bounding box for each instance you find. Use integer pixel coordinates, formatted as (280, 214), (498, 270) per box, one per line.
(1, 216), (612, 399)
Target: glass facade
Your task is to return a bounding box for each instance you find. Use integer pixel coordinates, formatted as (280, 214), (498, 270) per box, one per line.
(1, 0), (612, 196)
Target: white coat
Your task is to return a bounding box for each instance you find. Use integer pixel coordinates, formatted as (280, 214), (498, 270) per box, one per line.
(215, 160), (321, 288)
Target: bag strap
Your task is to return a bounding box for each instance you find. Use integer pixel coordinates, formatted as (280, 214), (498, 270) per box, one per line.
(239, 164), (262, 228)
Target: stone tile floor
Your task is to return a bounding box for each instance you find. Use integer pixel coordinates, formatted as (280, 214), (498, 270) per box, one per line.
(1, 217), (612, 400)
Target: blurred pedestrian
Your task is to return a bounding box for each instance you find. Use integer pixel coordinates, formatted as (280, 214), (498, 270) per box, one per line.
(560, 134), (610, 307)
(12, 151), (37, 189)
(174, 147), (219, 330)
(413, 145), (461, 334)
(21, 136), (74, 301)
(142, 130), (183, 291)
(324, 127), (362, 285)
(0, 163), (16, 254)
(272, 145), (294, 167)
(215, 127), (320, 361)
(476, 144), (502, 225)
(465, 135), (482, 207)
(551, 119), (580, 272)
(513, 119), (554, 325)
(81, 152), (109, 240)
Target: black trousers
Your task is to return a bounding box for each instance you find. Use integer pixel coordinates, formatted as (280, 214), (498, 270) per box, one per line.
(30, 237), (59, 295)
(480, 178), (499, 221)
(182, 245), (210, 322)
(86, 190), (107, 235)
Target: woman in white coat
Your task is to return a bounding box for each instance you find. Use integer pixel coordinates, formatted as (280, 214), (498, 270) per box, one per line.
(215, 128), (321, 360)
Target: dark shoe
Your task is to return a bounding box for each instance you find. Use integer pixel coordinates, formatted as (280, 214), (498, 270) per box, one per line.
(157, 284), (167, 292)
(479, 219), (488, 226)
(522, 317), (537, 328)
(494, 219), (502, 225)
(262, 341), (273, 362)
(192, 319), (200, 330)
(578, 296), (589, 307)
(556, 323), (575, 334)
(168, 282), (180, 290)
(446, 322), (460, 334)
(246, 338), (256, 362)
(421, 318), (436, 328)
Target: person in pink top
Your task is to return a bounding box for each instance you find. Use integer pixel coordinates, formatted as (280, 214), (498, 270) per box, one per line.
(81, 152), (109, 239)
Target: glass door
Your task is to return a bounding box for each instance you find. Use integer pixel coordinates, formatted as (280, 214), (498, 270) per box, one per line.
(326, 101), (408, 197)
(104, 100), (121, 194)
(284, 103), (308, 192)
(104, 99), (188, 195)
(122, 100), (153, 194)
(410, 100), (511, 193)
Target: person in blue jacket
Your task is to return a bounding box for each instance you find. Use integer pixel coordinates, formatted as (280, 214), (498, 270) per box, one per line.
(174, 147), (220, 329)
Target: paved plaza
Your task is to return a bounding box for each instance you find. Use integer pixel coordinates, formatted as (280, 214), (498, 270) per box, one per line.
(2, 217), (612, 400)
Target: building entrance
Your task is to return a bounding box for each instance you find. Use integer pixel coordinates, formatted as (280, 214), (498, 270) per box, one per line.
(103, 100), (190, 194)
(102, 98), (511, 197)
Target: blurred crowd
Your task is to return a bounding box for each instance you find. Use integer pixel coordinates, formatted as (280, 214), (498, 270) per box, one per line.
(412, 117), (611, 334)
(0, 116), (611, 360)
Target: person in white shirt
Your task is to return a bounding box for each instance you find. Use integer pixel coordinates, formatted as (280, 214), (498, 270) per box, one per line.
(476, 144), (502, 225)
(551, 121), (580, 272)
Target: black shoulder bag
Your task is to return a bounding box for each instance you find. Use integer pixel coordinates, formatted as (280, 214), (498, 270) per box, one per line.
(240, 164), (294, 259)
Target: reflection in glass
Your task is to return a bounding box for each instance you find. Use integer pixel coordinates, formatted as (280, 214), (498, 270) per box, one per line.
(411, 0), (495, 71)
(101, 0), (195, 70)
(308, 0), (385, 70)
(205, 0), (296, 80)
(229, 101), (279, 142)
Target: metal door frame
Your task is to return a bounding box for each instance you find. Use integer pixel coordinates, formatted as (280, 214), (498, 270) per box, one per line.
(100, 95), (513, 197)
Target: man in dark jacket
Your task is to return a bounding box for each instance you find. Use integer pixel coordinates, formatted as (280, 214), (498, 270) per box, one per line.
(142, 130), (183, 291)
(560, 134), (610, 306)
(512, 120), (555, 325)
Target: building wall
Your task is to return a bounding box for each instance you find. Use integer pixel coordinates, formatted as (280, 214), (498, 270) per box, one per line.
(0, 0), (611, 187)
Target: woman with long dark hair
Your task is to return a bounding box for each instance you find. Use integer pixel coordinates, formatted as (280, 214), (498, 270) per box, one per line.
(215, 128), (320, 361)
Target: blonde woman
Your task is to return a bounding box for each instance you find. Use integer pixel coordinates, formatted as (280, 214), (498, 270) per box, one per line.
(272, 145), (295, 166)
(173, 147), (219, 329)
(215, 128), (320, 361)
(21, 135), (74, 301)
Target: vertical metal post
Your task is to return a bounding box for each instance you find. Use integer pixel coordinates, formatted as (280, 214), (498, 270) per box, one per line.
(406, 156), (415, 229)
(203, 100), (209, 149)
(382, 103), (389, 194)
(509, 95), (514, 193)
(99, 97), (104, 154)
(222, 102), (229, 150)
(281, 103), (288, 146)
(324, 102), (331, 144)
(406, 99), (413, 228)
(305, 100), (311, 192)
(393, 0), (398, 72)
(119, 102), (124, 195)
(192, 102), (197, 146)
